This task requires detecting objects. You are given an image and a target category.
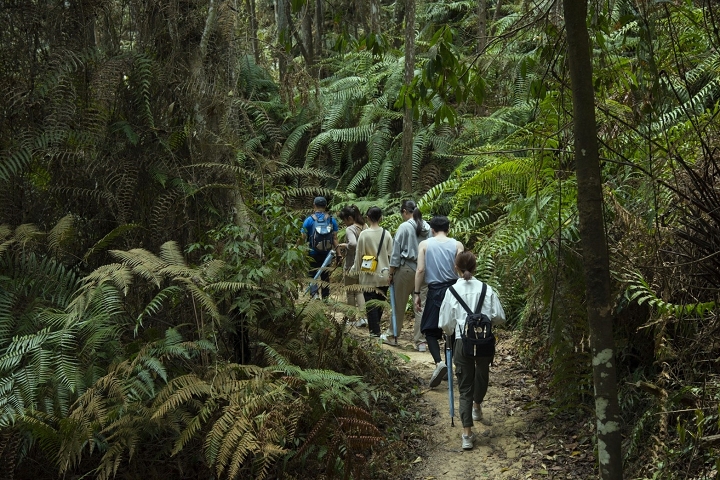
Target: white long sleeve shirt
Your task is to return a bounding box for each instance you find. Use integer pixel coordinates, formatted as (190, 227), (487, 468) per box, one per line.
(438, 277), (506, 338)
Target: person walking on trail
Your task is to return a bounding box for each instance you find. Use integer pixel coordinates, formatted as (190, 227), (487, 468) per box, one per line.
(337, 204), (367, 327)
(414, 216), (464, 388)
(438, 251), (505, 451)
(385, 200), (431, 348)
(353, 206), (393, 338)
(301, 196), (339, 299)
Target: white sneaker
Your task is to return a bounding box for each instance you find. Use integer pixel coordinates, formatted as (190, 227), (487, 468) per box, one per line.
(417, 342), (427, 352)
(380, 333), (398, 346)
(429, 361), (447, 388)
(472, 404), (482, 421)
(352, 318), (368, 328)
(462, 433), (475, 450)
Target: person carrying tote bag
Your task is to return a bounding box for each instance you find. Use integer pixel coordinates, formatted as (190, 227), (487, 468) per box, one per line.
(353, 206), (393, 337)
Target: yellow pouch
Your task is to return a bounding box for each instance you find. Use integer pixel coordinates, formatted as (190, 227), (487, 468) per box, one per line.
(360, 255), (378, 273)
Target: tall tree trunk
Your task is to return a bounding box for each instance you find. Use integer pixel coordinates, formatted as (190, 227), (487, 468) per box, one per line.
(275, 0), (289, 82)
(370, 0), (381, 34)
(478, 0), (487, 53)
(315, 0), (323, 60)
(247, 0), (260, 63)
(400, 0), (416, 194)
(491, 0), (503, 34)
(562, 1), (623, 479)
(393, 0), (406, 47)
(301, 1), (314, 65)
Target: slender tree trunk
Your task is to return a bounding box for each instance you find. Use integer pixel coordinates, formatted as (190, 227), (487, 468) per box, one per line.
(562, 1), (623, 479)
(315, 0), (323, 60)
(275, 0), (289, 82)
(400, 0), (416, 194)
(301, 1), (314, 65)
(491, 0), (503, 35)
(370, 0), (381, 34)
(478, 0), (487, 53)
(393, 0), (406, 46)
(247, 0), (260, 63)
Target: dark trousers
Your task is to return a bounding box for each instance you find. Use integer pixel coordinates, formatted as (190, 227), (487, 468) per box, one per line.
(363, 286), (388, 336)
(453, 338), (491, 428)
(309, 253), (331, 298)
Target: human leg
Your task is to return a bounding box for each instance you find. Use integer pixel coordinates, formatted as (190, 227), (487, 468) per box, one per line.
(309, 255), (324, 297)
(425, 330), (443, 364)
(363, 287), (386, 336)
(413, 283), (428, 345)
(386, 264), (414, 337)
(474, 356), (491, 404)
(453, 338), (475, 429)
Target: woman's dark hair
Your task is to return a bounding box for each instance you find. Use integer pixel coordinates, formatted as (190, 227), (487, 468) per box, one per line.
(401, 199), (423, 235)
(339, 204), (364, 225)
(429, 215), (450, 233)
(366, 206), (382, 223)
(455, 251), (476, 281)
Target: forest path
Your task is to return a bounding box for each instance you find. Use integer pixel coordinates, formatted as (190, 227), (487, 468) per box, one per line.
(369, 328), (597, 480)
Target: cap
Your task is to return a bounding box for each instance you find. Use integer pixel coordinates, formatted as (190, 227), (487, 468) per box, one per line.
(313, 196), (327, 207)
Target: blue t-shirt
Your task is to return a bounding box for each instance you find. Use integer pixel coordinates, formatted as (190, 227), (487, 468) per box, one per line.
(302, 212), (339, 256)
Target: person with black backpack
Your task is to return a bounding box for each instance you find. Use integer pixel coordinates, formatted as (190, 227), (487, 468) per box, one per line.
(438, 251), (505, 451)
(301, 196), (339, 299)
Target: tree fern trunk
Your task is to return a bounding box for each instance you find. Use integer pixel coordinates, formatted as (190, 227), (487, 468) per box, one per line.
(401, 0), (416, 194)
(562, 1), (623, 479)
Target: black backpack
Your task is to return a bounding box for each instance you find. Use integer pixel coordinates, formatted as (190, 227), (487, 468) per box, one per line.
(310, 213), (334, 252)
(448, 283), (495, 359)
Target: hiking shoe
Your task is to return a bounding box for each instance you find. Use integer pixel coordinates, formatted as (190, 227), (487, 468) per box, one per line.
(417, 342), (427, 352)
(429, 361), (447, 388)
(380, 334), (398, 346)
(472, 404), (482, 421)
(461, 433), (475, 450)
(352, 318), (368, 328)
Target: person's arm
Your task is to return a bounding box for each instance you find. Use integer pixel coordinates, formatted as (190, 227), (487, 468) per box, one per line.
(490, 288), (506, 324)
(353, 232), (365, 272)
(413, 241), (427, 311)
(332, 218), (339, 249)
(389, 223), (409, 272)
(455, 240), (464, 257)
(300, 217), (310, 245)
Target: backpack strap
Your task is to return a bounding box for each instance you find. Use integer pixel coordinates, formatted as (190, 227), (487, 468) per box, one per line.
(448, 286), (473, 315)
(474, 283), (488, 315)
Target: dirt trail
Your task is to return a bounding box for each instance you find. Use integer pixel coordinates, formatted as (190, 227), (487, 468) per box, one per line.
(373, 331), (597, 480)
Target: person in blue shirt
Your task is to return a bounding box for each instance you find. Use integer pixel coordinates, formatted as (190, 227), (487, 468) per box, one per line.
(301, 196), (339, 299)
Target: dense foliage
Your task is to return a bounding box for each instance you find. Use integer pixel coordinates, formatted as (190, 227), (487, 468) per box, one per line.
(1, 0), (719, 478)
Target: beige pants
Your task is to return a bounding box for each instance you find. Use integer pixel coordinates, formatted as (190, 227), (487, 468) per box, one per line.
(343, 270), (365, 314)
(385, 264), (427, 344)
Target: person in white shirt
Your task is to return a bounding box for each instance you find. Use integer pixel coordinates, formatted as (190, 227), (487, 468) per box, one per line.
(439, 251), (505, 451)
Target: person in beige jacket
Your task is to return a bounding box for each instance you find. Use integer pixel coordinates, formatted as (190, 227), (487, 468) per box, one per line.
(353, 206), (393, 337)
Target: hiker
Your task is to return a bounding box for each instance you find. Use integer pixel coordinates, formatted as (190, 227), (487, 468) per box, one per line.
(414, 216), (464, 387)
(337, 204), (367, 327)
(385, 200), (431, 348)
(353, 206), (393, 338)
(439, 251), (505, 450)
(301, 196), (339, 299)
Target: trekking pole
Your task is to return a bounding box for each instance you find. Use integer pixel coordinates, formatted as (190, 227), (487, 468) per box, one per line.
(445, 335), (455, 427)
(388, 283), (398, 340)
(306, 249), (336, 294)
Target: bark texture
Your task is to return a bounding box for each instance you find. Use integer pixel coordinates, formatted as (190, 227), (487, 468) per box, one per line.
(400, 0), (416, 194)
(562, 1), (623, 478)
